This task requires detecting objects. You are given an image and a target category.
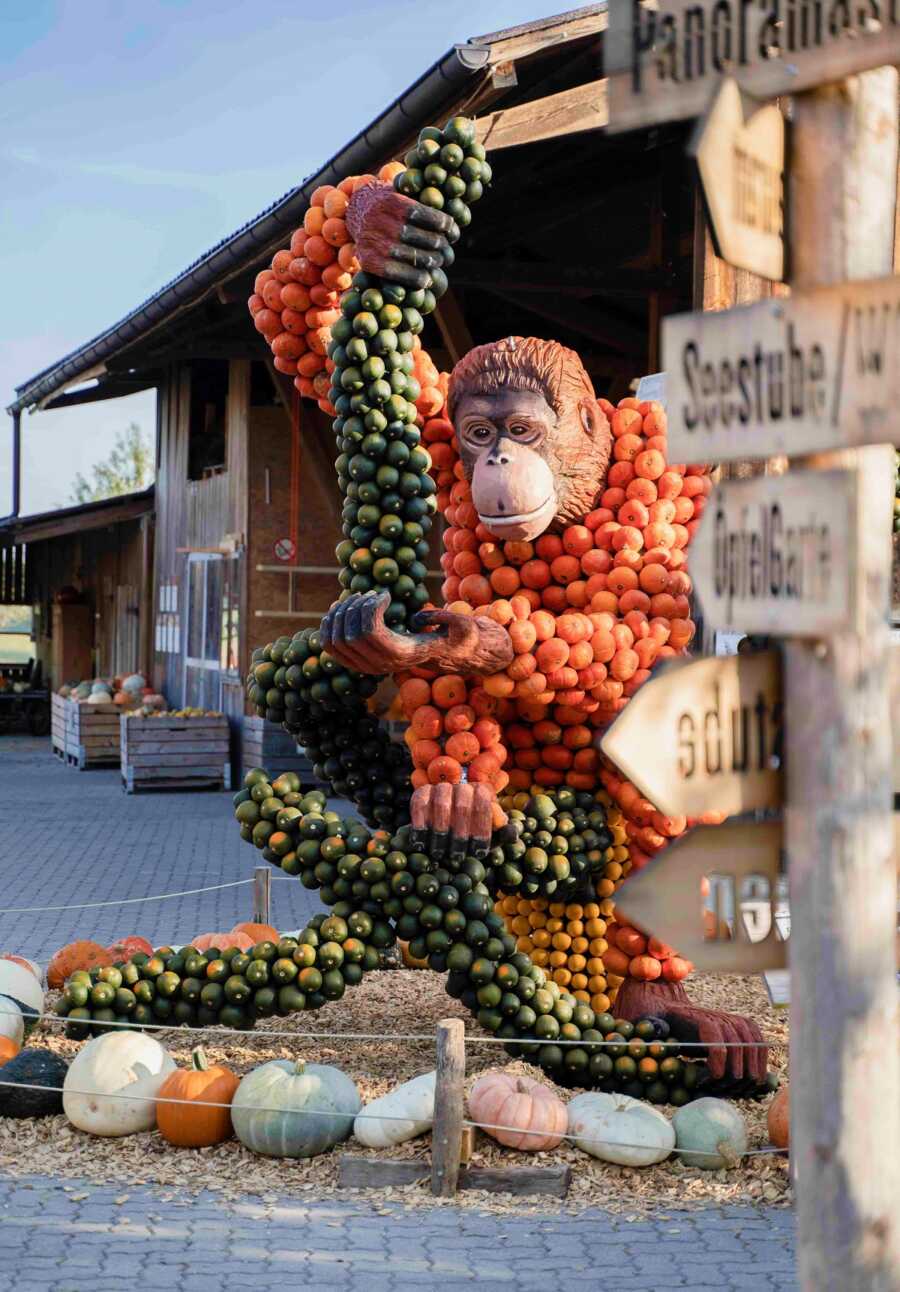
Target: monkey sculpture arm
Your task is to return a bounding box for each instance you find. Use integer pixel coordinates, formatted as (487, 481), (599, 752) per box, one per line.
(346, 182), (459, 290)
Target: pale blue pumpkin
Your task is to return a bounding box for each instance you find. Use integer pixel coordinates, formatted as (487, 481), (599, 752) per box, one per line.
(231, 1058), (361, 1158)
(672, 1096), (748, 1169)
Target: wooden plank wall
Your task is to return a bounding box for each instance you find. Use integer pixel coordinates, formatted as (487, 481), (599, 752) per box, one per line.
(151, 364), (190, 702)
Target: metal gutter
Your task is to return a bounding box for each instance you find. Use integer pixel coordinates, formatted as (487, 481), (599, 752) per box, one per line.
(7, 43), (491, 416)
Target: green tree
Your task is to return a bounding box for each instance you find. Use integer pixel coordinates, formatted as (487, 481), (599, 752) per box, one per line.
(69, 423), (154, 504)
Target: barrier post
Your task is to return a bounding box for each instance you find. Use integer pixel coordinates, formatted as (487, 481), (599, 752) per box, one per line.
(431, 1017), (465, 1197)
(252, 866), (271, 926)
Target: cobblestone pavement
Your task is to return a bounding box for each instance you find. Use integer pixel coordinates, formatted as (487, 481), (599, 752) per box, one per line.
(0, 1173), (798, 1292)
(0, 737), (799, 1289)
(0, 736), (328, 960)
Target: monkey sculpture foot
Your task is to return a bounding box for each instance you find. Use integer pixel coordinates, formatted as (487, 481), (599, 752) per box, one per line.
(615, 977), (768, 1082)
(409, 782), (507, 860)
(321, 590), (514, 677)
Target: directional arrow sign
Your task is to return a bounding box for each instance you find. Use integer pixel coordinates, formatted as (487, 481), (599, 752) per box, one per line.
(663, 273), (900, 462)
(690, 469), (859, 636)
(600, 651), (782, 819)
(614, 821), (786, 973)
(689, 79), (785, 283)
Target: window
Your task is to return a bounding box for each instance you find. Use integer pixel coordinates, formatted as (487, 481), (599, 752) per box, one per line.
(0, 606), (33, 665)
(187, 360), (228, 481)
(183, 554), (222, 709)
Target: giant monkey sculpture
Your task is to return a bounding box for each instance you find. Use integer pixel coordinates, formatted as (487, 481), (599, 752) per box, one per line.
(315, 177), (768, 1080)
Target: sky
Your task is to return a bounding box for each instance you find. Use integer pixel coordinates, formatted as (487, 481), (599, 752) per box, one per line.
(0, 0), (560, 516)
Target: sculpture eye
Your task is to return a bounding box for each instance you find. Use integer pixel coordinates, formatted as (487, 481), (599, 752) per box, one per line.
(508, 424), (537, 439)
(467, 425), (492, 442)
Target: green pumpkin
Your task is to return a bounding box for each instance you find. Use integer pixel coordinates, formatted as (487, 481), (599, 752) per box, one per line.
(231, 1058), (361, 1158)
(672, 1096), (748, 1169)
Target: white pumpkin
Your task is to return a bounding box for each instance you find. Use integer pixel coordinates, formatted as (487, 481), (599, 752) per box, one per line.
(354, 1071), (436, 1148)
(63, 1032), (176, 1136)
(0, 997), (24, 1046)
(672, 1097), (748, 1169)
(568, 1091), (675, 1166)
(0, 960), (44, 1014)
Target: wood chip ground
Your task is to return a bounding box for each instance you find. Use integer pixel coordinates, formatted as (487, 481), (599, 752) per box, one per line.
(2, 970), (790, 1215)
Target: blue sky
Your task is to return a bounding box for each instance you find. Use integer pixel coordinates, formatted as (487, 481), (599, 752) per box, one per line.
(0, 0), (557, 515)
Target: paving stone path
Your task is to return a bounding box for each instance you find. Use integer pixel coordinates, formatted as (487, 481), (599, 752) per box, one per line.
(0, 736), (799, 1289)
(0, 1173), (798, 1292)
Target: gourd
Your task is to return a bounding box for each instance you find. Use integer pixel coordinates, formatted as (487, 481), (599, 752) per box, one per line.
(0, 996), (24, 1046)
(0, 1049), (69, 1117)
(767, 1085), (789, 1149)
(0, 1037), (19, 1066)
(354, 1071), (436, 1148)
(190, 931), (254, 953)
(568, 1091), (675, 1166)
(0, 959), (44, 1014)
(231, 922), (279, 944)
(156, 1046), (239, 1147)
(232, 1058), (361, 1158)
(63, 1031), (176, 1136)
(672, 1096), (748, 1169)
(47, 940), (112, 989)
(468, 1072), (568, 1151)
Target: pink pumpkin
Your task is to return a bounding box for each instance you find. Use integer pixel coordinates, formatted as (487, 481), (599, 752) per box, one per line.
(190, 931), (254, 953)
(468, 1072), (568, 1151)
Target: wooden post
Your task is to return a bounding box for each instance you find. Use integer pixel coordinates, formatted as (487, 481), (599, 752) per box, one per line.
(786, 68), (900, 1291)
(252, 865), (271, 926)
(430, 1017), (465, 1197)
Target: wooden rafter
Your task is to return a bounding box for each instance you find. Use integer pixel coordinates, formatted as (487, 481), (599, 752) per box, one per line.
(476, 80), (607, 151)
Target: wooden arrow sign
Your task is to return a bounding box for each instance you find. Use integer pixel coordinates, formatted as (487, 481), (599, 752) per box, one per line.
(689, 79), (785, 282)
(689, 469), (859, 636)
(614, 820), (786, 973)
(600, 651), (782, 819)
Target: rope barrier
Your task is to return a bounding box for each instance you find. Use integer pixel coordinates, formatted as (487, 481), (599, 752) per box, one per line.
(0, 1076), (789, 1158)
(0, 880), (253, 915)
(0, 1007), (780, 1047)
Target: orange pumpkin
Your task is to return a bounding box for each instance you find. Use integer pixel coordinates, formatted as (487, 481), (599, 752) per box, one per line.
(399, 941), (428, 970)
(156, 1046), (239, 1147)
(468, 1072), (568, 1151)
(47, 940), (112, 989)
(768, 1085), (789, 1149)
(106, 935), (154, 961)
(0, 1037), (19, 1066)
(231, 921), (279, 944)
(629, 954), (662, 981)
(661, 955), (692, 982)
(190, 931), (254, 953)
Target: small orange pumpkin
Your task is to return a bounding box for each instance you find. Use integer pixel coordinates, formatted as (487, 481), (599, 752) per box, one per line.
(156, 1046), (239, 1146)
(0, 1037), (20, 1066)
(231, 921), (279, 944)
(47, 940), (112, 989)
(661, 955), (692, 982)
(768, 1085), (789, 1149)
(190, 931), (254, 953)
(629, 954), (663, 981)
(468, 1072), (568, 1151)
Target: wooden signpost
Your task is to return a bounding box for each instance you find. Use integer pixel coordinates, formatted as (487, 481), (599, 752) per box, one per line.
(663, 273), (900, 462)
(688, 469), (859, 635)
(689, 78), (785, 282)
(605, 0), (900, 133)
(615, 821), (786, 972)
(605, 9), (899, 1281)
(600, 651), (782, 818)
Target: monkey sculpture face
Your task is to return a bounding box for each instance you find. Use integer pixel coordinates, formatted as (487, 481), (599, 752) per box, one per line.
(449, 337), (612, 541)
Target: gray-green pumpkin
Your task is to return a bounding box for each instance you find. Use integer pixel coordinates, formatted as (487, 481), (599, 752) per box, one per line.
(672, 1096), (748, 1169)
(231, 1058), (361, 1158)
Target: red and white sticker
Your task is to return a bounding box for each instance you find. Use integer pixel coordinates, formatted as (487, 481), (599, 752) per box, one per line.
(273, 536), (296, 563)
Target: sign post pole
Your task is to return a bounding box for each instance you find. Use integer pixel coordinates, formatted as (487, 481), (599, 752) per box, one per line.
(785, 71), (899, 1289)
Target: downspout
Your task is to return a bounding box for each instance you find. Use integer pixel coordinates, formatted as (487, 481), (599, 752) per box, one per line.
(11, 411), (21, 517)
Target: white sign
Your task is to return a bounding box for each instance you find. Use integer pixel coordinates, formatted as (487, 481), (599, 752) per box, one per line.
(691, 470), (858, 636)
(273, 536), (296, 563)
(663, 274), (900, 462)
(606, 0), (900, 133)
(690, 79), (784, 282)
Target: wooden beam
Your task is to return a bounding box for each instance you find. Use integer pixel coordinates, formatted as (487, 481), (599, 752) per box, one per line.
(488, 286), (645, 358)
(453, 259), (666, 297)
(476, 80), (607, 151)
(482, 10), (605, 63)
(337, 1155), (571, 1197)
(433, 290), (474, 365)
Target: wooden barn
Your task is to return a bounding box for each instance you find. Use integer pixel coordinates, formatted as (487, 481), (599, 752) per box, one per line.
(4, 3), (787, 753)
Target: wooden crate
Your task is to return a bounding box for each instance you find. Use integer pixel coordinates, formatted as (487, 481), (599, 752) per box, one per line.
(121, 714), (231, 793)
(65, 700), (121, 769)
(50, 693), (67, 760)
(241, 716), (315, 781)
